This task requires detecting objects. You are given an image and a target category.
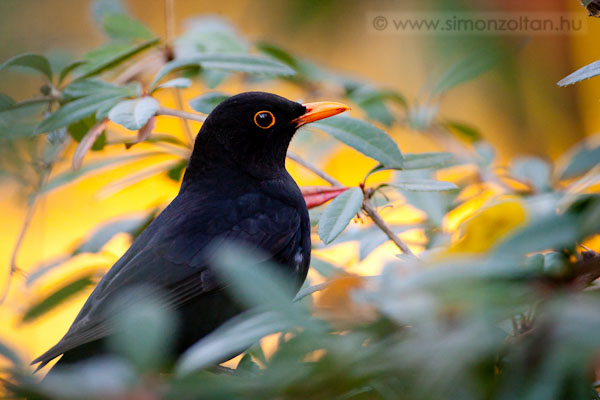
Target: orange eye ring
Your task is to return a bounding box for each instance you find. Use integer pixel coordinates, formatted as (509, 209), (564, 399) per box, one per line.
(253, 110), (275, 129)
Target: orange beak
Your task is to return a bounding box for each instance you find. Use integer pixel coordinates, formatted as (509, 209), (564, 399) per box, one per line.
(293, 101), (350, 127)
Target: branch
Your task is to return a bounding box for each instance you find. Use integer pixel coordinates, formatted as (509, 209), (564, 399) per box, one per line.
(157, 107), (207, 122)
(362, 198), (417, 258)
(286, 152), (343, 187)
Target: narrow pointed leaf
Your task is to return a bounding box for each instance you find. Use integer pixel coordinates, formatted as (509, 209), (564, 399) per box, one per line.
(0, 53), (52, 80)
(189, 92), (229, 114)
(318, 187), (364, 244)
(108, 97), (160, 130)
(391, 180), (457, 192)
(103, 14), (155, 40)
(150, 53), (295, 88)
(74, 38), (160, 81)
(558, 60), (600, 86)
(311, 116), (404, 168)
(403, 152), (455, 170)
(36, 93), (127, 134)
(22, 274), (96, 323)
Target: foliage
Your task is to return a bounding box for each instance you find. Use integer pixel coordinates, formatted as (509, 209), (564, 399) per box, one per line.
(1, 5), (600, 400)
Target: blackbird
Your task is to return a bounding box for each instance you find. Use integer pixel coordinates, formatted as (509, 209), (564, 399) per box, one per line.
(32, 92), (349, 374)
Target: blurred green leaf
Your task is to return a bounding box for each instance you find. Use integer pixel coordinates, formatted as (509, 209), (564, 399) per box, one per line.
(311, 116), (404, 168)
(58, 60), (86, 84)
(0, 102), (47, 139)
(108, 289), (175, 372)
(189, 92), (229, 114)
(511, 156), (551, 192)
(443, 120), (482, 143)
(391, 179), (457, 192)
(403, 152), (455, 170)
(167, 159), (188, 181)
(0, 93), (16, 111)
(0, 338), (22, 367)
(210, 243), (298, 310)
(349, 86), (407, 127)
(0, 53), (52, 80)
(68, 114), (106, 151)
(22, 274), (96, 323)
(150, 53), (296, 89)
(176, 311), (287, 376)
(431, 47), (503, 96)
(153, 77), (192, 92)
(318, 187), (363, 245)
(36, 92), (127, 134)
(74, 215), (151, 255)
(103, 13), (155, 40)
(63, 79), (141, 99)
(560, 145), (600, 180)
(558, 60), (600, 87)
(74, 37), (160, 81)
(41, 152), (163, 193)
(108, 97), (160, 130)
(310, 256), (345, 278)
(495, 213), (578, 258)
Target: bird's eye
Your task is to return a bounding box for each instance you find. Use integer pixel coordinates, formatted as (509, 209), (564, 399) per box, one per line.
(253, 110), (275, 129)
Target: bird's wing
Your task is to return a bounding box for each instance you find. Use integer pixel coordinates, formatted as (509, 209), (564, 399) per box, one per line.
(32, 191), (303, 368)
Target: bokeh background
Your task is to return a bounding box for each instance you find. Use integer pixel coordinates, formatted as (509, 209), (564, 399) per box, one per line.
(1, 0), (599, 371)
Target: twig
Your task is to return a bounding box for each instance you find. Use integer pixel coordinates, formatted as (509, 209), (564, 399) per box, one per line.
(362, 198), (417, 258)
(286, 152), (343, 187)
(173, 90), (195, 146)
(157, 107), (207, 122)
(0, 201), (38, 303)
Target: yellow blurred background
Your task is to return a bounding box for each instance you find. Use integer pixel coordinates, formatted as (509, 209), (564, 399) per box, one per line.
(1, 0), (599, 371)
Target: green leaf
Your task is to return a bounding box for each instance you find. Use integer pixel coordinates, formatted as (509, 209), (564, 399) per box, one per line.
(510, 156), (551, 192)
(41, 152), (162, 193)
(403, 152), (454, 170)
(210, 243), (298, 309)
(58, 60), (86, 84)
(560, 145), (600, 180)
(495, 214), (578, 258)
(167, 159), (188, 181)
(431, 47), (503, 96)
(558, 60), (600, 87)
(63, 78), (141, 99)
(0, 102), (47, 139)
(318, 187), (363, 244)
(0, 338), (22, 367)
(22, 274), (95, 323)
(311, 116), (404, 168)
(74, 37), (160, 81)
(68, 114), (106, 151)
(74, 216), (150, 255)
(310, 256), (345, 278)
(189, 92), (229, 114)
(108, 97), (160, 130)
(103, 13), (155, 40)
(349, 86), (407, 126)
(176, 311), (288, 376)
(443, 120), (482, 143)
(0, 53), (52, 80)
(391, 180), (457, 192)
(0, 93), (16, 111)
(150, 53), (296, 89)
(108, 290), (176, 372)
(154, 77), (192, 91)
(36, 93), (125, 134)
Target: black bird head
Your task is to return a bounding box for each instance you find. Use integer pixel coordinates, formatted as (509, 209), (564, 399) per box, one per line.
(185, 92), (349, 182)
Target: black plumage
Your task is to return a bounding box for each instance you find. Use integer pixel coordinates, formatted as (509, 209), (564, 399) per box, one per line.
(32, 91), (348, 373)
